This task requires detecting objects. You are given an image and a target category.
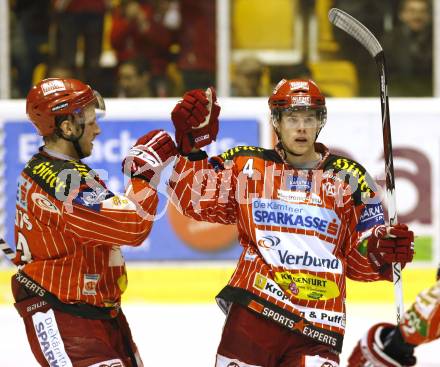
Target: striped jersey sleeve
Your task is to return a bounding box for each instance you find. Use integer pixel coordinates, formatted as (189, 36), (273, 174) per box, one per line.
(168, 153), (238, 225)
(62, 177), (158, 247)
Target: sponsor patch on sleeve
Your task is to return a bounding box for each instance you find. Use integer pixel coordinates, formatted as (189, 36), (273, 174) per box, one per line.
(17, 176), (32, 210)
(73, 186), (114, 212)
(355, 203), (385, 232)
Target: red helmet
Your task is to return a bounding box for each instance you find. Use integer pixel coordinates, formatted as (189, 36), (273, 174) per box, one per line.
(26, 78), (105, 136)
(268, 79), (327, 127)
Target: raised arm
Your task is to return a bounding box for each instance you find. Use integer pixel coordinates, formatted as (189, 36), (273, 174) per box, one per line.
(168, 87), (237, 224)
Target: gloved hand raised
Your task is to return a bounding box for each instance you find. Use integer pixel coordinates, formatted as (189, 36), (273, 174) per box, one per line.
(367, 224), (414, 277)
(171, 87), (220, 155)
(122, 129), (177, 187)
(348, 322), (416, 367)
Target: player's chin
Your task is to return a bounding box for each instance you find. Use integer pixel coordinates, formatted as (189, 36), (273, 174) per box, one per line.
(290, 143), (310, 154)
(83, 143), (93, 157)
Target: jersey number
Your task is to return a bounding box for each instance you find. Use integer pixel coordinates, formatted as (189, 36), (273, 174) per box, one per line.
(16, 232), (32, 263)
(243, 159), (254, 178)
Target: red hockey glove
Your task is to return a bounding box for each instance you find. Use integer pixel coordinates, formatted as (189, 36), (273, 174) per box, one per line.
(122, 129), (177, 186)
(367, 224), (414, 276)
(171, 87), (220, 155)
(348, 322), (416, 367)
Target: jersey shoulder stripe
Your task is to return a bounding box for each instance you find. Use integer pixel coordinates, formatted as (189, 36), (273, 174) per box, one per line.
(23, 153), (96, 199)
(219, 146), (282, 163)
(323, 154), (376, 205)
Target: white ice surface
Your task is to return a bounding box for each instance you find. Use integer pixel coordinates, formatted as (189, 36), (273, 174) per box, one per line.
(0, 304), (437, 366)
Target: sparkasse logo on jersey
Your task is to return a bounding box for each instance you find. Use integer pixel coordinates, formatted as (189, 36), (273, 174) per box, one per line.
(252, 199), (340, 239)
(33, 309), (71, 366)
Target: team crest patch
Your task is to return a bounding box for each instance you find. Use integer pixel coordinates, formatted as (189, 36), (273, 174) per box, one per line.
(290, 81), (309, 91)
(83, 274), (99, 296)
(31, 193), (61, 214)
(41, 80), (66, 95)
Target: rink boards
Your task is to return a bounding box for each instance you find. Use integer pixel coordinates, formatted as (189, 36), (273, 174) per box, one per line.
(0, 266), (436, 305)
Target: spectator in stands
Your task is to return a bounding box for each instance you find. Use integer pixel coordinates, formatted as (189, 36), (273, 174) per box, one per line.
(382, 0), (432, 96)
(52, 0), (110, 86)
(116, 59), (152, 97)
(45, 63), (76, 79)
(10, 0), (51, 97)
(269, 63), (312, 90)
(231, 57), (264, 97)
(175, 0), (216, 91)
(110, 0), (177, 97)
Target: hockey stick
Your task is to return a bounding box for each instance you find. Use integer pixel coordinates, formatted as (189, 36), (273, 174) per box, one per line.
(328, 8), (404, 323)
(0, 237), (15, 262)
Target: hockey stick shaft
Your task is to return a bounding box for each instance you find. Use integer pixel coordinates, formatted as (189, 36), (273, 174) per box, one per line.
(0, 237), (15, 261)
(376, 52), (404, 323)
(329, 8), (404, 323)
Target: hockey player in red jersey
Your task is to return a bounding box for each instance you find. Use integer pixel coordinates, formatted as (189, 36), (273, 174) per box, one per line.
(12, 78), (176, 367)
(168, 79), (415, 366)
(347, 266), (440, 367)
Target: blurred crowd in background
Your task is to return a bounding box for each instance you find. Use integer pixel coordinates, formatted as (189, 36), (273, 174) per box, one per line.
(8, 0), (432, 98)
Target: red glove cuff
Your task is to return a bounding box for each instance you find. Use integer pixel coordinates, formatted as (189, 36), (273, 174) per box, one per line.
(172, 87), (220, 155)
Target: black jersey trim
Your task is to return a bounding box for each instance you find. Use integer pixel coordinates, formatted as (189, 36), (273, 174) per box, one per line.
(219, 146), (283, 163)
(216, 285), (343, 352)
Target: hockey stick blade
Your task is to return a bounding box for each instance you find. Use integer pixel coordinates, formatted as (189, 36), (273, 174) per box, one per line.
(0, 238), (15, 261)
(328, 8), (382, 58)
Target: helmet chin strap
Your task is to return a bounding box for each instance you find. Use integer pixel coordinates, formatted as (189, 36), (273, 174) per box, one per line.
(72, 139), (86, 160)
(57, 124), (86, 159)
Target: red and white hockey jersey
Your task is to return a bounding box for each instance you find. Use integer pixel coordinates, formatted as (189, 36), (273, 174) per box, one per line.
(400, 279), (440, 346)
(168, 143), (388, 352)
(14, 149), (157, 308)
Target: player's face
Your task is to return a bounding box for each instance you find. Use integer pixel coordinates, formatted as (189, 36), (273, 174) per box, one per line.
(78, 104), (101, 157)
(277, 109), (319, 157)
(118, 64), (147, 97)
